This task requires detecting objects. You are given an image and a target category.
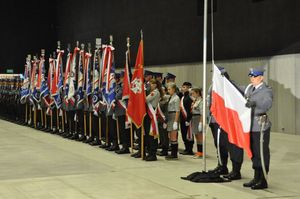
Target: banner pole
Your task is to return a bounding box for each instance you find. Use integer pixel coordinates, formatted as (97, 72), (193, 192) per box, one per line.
(141, 126), (144, 160)
(130, 123), (134, 153)
(116, 117), (120, 145)
(99, 115), (102, 142)
(25, 103), (28, 123)
(89, 112), (92, 137)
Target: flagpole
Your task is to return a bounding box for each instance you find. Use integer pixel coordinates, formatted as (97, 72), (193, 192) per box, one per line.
(99, 115), (102, 143)
(141, 126), (144, 160)
(126, 37), (134, 154)
(34, 107), (37, 128)
(140, 30), (145, 160)
(40, 49), (45, 128)
(41, 109), (44, 127)
(116, 117), (120, 145)
(130, 124), (134, 153)
(44, 110), (47, 129)
(89, 112), (92, 138)
(84, 112), (87, 137)
(51, 111), (53, 130)
(106, 116), (109, 145)
(25, 103), (28, 124)
(202, 0), (208, 172)
(29, 105), (32, 125)
(56, 109), (59, 132)
(62, 109), (65, 132)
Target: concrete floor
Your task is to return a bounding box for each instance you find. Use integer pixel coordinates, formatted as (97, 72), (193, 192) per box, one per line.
(0, 119), (299, 199)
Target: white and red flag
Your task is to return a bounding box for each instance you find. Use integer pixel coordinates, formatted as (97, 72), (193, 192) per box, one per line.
(210, 64), (252, 158)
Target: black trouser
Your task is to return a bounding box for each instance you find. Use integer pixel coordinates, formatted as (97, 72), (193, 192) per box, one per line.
(86, 112), (93, 137)
(108, 115), (117, 145)
(144, 114), (158, 156)
(180, 119), (194, 152)
(210, 122), (229, 167)
(67, 111), (76, 134)
(92, 114), (99, 139)
(210, 122), (243, 171)
(100, 113), (107, 141)
(250, 128), (270, 172)
(118, 115), (130, 149)
(158, 122), (169, 152)
(77, 110), (84, 135)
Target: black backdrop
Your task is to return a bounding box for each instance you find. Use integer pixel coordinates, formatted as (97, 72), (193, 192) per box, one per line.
(1, 0), (300, 73)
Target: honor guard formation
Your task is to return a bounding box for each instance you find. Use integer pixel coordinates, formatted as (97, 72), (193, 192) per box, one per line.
(0, 34), (273, 190)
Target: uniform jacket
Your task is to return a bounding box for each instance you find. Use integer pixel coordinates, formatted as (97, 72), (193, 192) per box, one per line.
(244, 82), (273, 132)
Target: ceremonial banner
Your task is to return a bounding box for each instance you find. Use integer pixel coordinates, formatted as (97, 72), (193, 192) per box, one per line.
(127, 39), (146, 128)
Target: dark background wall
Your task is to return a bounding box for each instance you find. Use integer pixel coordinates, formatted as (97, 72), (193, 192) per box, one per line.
(1, 0), (300, 73)
(0, 0), (57, 73)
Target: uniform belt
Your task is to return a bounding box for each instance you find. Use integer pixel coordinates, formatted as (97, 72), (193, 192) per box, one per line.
(168, 111), (176, 113)
(192, 114), (201, 116)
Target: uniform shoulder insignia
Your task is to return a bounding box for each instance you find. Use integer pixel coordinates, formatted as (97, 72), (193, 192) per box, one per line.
(151, 92), (154, 96)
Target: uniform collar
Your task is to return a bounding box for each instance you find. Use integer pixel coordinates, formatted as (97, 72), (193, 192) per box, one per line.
(254, 82), (264, 90)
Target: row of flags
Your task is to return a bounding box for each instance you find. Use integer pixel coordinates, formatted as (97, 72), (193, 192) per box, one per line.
(19, 37), (252, 158)
(20, 37), (147, 129)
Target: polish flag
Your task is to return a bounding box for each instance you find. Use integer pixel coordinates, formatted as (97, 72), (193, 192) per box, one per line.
(210, 64), (252, 158)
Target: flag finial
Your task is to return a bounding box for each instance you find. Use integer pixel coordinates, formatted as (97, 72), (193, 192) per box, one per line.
(80, 43), (85, 51)
(88, 42), (91, 53)
(95, 38), (101, 49)
(57, 41), (61, 50)
(67, 43), (71, 52)
(140, 30), (143, 40)
(41, 49), (45, 57)
(127, 37), (130, 48)
(110, 35), (113, 46)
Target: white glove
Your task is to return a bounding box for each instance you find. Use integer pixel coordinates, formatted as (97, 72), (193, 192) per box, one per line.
(198, 122), (203, 132)
(163, 123), (167, 129)
(173, 122), (178, 130)
(185, 121), (190, 126)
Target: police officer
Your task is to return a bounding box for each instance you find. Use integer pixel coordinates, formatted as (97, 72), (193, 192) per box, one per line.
(243, 66), (273, 190)
(115, 72), (131, 154)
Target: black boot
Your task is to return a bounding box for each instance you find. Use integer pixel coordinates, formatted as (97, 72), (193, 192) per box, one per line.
(251, 170), (268, 190)
(243, 169), (260, 187)
(224, 162), (241, 180)
(180, 142), (194, 155)
(115, 147), (130, 154)
(157, 149), (168, 156)
(69, 133), (79, 140)
(131, 151), (141, 158)
(99, 143), (111, 149)
(90, 139), (102, 146)
(78, 135), (86, 142)
(84, 136), (94, 143)
(209, 164), (229, 175)
(106, 143), (120, 151)
(165, 143), (178, 160)
(145, 154), (157, 161)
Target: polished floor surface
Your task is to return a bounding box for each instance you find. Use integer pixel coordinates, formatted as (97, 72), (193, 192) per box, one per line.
(0, 119), (299, 199)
